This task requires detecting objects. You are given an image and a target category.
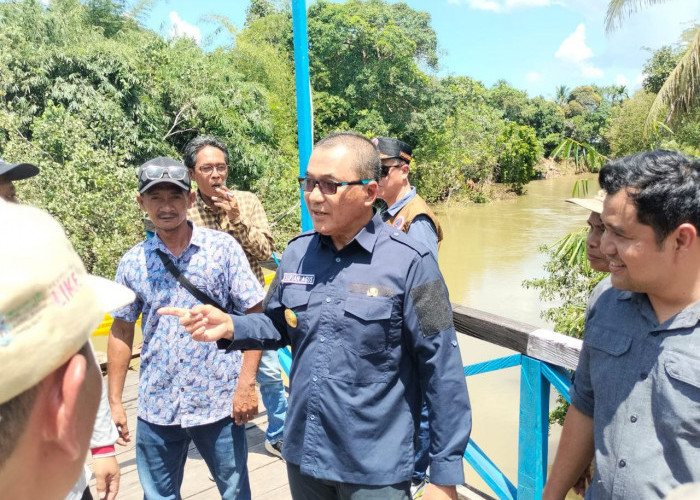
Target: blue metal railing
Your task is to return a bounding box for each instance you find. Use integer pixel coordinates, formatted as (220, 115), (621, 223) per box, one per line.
(464, 354), (572, 500)
(276, 348), (572, 500)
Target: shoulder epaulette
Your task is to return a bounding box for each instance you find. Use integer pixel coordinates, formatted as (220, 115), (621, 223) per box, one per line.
(386, 226), (430, 257)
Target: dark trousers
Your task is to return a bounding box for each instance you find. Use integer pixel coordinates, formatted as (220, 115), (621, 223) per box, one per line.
(287, 463), (410, 500)
(81, 487), (93, 500)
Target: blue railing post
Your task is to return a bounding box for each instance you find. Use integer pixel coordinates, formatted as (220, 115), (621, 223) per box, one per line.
(291, 0), (313, 232)
(517, 356), (550, 499)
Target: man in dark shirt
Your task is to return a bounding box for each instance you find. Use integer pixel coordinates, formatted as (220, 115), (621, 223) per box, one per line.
(161, 132), (471, 500)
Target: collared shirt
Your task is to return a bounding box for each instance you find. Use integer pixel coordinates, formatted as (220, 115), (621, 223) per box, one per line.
(111, 224), (264, 427)
(381, 186), (438, 259)
(571, 277), (700, 499)
(188, 189), (274, 284)
(229, 213), (471, 486)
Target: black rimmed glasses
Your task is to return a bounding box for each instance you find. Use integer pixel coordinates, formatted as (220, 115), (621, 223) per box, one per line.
(198, 164), (229, 175)
(298, 177), (374, 195)
(140, 165), (188, 182)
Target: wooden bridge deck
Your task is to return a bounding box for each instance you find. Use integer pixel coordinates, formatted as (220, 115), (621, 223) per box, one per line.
(90, 368), (293, 500)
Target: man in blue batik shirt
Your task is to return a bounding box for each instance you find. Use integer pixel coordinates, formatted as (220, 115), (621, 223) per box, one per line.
(161, 133), (471, 500)
(107, 157), (265, 500)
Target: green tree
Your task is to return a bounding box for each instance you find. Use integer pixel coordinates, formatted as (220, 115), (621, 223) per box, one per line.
(486, 80), (529, 123)
(606, 1), (699, 133)
(642, 45), (684, 94)
(496, 123), (542, 194)
(0, 0), (300, 275)
(306, 0), (438, 139)
(607, 90), (658, 156)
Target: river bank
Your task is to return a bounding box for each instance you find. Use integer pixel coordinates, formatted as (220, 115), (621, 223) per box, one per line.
(430, 158), (593, 209)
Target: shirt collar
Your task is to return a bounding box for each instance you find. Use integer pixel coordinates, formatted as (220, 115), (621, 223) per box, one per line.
(318, 211), (381, 254)
(147, 221), (202, 255)
(386, 186), (416, 216)
(196, 190), (222, 214)
(618, 289), (700, 330)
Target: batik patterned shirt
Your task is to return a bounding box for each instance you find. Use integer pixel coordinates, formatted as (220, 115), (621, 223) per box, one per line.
(112, 223), (264, 427)
(188, 190), (274, 284)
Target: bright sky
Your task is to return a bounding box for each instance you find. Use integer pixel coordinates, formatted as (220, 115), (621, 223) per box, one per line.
(142, 0), (699, 99)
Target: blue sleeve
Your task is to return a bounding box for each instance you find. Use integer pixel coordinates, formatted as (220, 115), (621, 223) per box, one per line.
(228, 267), (289, 351)
(407, 215), (438, 261)
(403, 255), (471, 485)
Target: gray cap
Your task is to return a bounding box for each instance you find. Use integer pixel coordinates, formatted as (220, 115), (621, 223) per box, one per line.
(0, 158), (39, 180)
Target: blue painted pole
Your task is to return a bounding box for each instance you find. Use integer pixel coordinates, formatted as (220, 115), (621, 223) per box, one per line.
(517, 356), (550, 499)
(291, 0), (313, 232)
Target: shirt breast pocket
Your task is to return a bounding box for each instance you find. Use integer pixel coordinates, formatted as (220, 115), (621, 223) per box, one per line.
(280, 288), (311, 331)
(585, 328), (632, 402)
(659, 352), (700, 441)
(327, 296), (394, 384)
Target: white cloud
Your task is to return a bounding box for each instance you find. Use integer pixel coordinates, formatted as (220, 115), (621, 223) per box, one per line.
(525, 71), (542, 82)
(168, 11), (201, 44)
(448, 0), (554, 12)
(555, 24), (592, 63)
(635, 73), (646, 86)
(614, 74), (629, 86)
(555, 24), (604, 79)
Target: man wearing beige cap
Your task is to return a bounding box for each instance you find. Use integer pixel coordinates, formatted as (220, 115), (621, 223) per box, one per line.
(0, 201), (134, 500)
(566, 189), (609, 273)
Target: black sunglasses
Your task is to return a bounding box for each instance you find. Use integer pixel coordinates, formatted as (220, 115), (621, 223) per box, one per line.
(380, 164), (402, 178)
(298, 177), (374, 195)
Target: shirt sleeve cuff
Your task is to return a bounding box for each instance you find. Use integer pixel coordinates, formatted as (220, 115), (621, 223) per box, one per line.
(570, 384), (594, 417)
(427, 457), (465, 486)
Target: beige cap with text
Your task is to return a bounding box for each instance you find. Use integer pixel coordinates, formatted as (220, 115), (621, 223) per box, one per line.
(0, 201), (135, 403)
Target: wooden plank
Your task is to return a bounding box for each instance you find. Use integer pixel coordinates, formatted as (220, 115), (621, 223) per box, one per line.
(452, 304), (582, 370)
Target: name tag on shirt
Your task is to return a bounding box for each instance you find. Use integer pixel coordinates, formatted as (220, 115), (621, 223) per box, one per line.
(282, 273), (315, 285)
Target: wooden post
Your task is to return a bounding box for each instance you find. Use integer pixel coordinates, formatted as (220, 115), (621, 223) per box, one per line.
(517, 356), (550, 499)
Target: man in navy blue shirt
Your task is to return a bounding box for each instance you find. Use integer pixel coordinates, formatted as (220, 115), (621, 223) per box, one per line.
(161, 132), (471, 500)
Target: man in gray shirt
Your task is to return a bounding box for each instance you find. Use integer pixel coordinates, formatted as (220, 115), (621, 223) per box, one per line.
(543, 150), (700, 499)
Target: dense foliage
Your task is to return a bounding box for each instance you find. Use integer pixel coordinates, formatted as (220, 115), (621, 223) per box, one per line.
(1, 0), (698, 279)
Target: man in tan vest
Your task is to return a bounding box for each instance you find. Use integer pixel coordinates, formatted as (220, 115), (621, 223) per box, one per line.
(373, 137), (442, 260)
(374, 137), (442, 497)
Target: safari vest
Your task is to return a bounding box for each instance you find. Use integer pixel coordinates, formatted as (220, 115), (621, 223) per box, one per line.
(385, 193), (443, 244)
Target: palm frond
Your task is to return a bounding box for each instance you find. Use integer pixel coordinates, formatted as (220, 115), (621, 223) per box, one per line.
(571, 179), (589, 198)
(126, 0), (160, 22)
(552, 230), (590, 270)
(644, 27), (700, 134)
(549, 137), (609, 173)
(605, 0), (671, 33)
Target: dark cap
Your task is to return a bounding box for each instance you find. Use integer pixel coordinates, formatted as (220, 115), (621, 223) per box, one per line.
(372, 137), (412, 162)
(0, 158), (39, 180)
(138, 157), (190, 194)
